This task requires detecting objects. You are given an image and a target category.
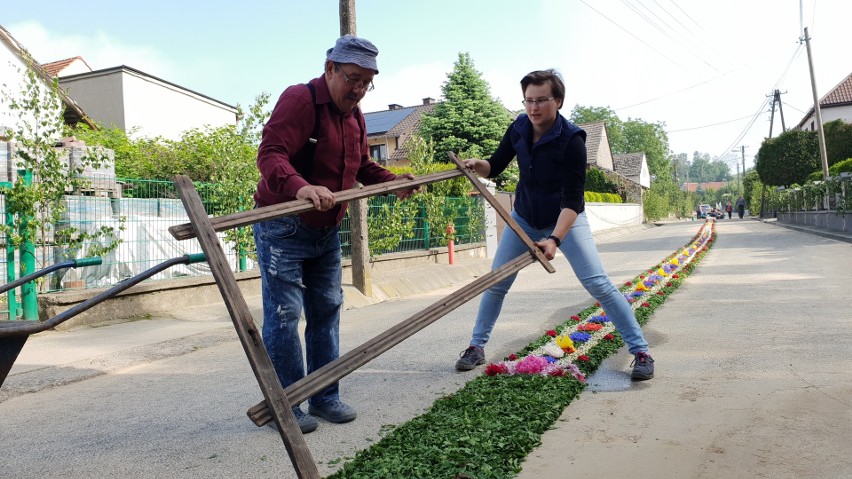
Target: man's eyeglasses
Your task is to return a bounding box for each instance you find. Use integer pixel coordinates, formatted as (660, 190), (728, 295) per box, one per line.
(522, 97), (554, 107)
(334, 63), (375, 92)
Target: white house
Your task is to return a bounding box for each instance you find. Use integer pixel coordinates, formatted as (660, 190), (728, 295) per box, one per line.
(57, 65), (238, 141)
(795, 72), (852, 131)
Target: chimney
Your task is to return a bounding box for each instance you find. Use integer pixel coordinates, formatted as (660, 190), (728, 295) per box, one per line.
(388, 103), (403, 110)
(422, 97), (435, 105)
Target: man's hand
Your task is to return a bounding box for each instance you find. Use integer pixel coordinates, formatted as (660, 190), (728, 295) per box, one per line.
(463, 159), (491, 178)
(296, 185), (336, 211)
(394, 173), (421, 200)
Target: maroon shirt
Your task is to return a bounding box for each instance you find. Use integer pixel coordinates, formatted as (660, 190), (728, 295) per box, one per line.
(254, 75), (397, 228)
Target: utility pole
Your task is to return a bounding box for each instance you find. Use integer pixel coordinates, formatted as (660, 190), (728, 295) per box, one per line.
(802, 27), (830, 180)
(767, 89), (787, 138)
(339, 0), (373, 297)
(732, 146), (746, 196)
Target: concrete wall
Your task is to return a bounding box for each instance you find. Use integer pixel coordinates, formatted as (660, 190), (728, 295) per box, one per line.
(39, 243), (487, 329)
(777, 210), (849, 233)
(494, 191), (643, 236)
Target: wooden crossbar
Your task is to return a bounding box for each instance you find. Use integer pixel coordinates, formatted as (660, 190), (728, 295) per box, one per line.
(246, 252), (537, 426)
(171, 160), (554, 477)
(168, 169), (464, 241)
(447, 152), (555, 273)
(173, 176), (320, 479)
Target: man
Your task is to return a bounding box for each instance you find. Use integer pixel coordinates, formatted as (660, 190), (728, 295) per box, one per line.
(253, 35), (417, 434)
(736, 196), (746, 219)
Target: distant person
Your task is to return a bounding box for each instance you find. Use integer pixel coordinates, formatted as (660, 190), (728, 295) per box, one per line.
(455, 69), (654, 381)
(736, 196), (746, 219)
(725, 201), (733, 219)
(253, 35), (418, 433)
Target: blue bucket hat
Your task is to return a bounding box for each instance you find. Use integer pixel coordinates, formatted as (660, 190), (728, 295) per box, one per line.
(326, 35), (379, 74)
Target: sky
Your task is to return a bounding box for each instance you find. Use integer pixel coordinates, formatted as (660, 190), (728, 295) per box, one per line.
(3, 0), (850, 172)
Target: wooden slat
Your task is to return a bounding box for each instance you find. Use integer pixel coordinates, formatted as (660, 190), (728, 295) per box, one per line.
(173, 176), (320, 479)
(247, 252), (536, 426)
(169, 169), (464, 240)
(447, 151), (556, 274)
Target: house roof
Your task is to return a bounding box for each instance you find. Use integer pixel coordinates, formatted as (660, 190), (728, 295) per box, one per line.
(578, 121), (609, 168)
(0, 25), (96, 129)
(41, 56), (92, 77)
(60, 65), (238, 111)
(365, 104), (435, 137)
(612, 152), (644, 176)
(681, 181), (727, 193)
(795, 72), (852, 129)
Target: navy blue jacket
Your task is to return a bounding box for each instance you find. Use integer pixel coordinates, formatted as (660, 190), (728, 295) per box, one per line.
(487, 114), (587, 229)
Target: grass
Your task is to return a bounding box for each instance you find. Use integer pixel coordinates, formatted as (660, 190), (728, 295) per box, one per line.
(328, 223), (716, 479)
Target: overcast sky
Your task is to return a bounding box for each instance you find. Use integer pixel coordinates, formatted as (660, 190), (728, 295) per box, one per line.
(4, 0), (850, 171)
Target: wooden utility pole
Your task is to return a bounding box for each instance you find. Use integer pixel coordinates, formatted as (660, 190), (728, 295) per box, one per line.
(340, 0), (372, 296)
(802, 27), (830, 180)
(767, 89), (787, 138)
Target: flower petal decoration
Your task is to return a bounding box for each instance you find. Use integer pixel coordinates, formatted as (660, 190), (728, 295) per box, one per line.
(546, 329), (557, 337)
(541, 342), (565, 358)
(555, 335), (576, 352)
(569, 332), (592, 343)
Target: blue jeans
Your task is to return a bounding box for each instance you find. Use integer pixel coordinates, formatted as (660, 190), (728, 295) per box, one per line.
(470, 211), (649, 354)
(253, 215), (343, 407)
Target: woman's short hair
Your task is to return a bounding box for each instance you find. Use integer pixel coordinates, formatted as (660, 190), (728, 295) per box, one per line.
(521, 69), (565, 106)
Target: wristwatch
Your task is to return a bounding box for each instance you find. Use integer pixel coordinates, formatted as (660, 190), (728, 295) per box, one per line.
(547, 235), (562, 247)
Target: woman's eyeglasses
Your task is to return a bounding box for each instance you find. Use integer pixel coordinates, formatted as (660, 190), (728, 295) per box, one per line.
(522, 97), (554, 107)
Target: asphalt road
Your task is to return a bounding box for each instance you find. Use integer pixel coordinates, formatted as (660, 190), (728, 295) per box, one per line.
(2, 218), (850, 478)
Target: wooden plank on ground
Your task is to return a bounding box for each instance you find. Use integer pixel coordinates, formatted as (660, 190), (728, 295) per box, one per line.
(247, 252), (536, 426)
(447, 151), (555, 273)
(173, 176), (320, 479)
(169, 169), (463, 240)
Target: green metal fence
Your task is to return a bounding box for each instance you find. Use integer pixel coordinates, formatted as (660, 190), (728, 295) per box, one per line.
(0, 177), (485, 298)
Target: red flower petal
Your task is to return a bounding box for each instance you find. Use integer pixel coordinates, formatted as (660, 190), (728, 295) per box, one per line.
(577, 355), (590, 362)
(603, 333), (615, 340)
(642, 302), (651, 308)
(508, 354), (518, 361)
(484, 363), (508, 376)
(546, 330), (557, 337)
(571, 315), (581, 322)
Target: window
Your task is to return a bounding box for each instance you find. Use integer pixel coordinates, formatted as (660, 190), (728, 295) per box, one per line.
(370, 144), (387, 162)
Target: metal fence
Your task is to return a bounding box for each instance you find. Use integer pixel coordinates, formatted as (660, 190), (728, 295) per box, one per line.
(0, 177), (484, 295)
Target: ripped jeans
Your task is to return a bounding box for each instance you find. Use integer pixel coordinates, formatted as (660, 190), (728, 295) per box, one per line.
(253, 215), (343, 407)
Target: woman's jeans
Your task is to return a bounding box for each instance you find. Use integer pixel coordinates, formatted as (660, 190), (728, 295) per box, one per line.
(253, 215), (343, 407)
(470, 211), (649, 354)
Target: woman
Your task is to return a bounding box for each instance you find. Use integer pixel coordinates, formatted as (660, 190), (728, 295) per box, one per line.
(456, 69), (654, 380)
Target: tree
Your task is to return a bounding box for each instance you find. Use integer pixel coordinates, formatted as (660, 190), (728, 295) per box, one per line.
(1, 63), (121, 288)
(756, 129), (819, 186)
(419, 52), (513, 164)
(824, 119), (852, 166)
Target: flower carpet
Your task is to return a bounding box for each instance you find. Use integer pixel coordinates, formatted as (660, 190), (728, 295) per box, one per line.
(329, 221), (716, 479)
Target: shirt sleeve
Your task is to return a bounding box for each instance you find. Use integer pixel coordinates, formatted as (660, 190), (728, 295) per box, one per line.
(256, 87), (313, 198)
(561, 134), (586, 215)
(486, 124), (516, 178)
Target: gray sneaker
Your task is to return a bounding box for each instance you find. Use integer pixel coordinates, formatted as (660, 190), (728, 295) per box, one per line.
(267, 406), (318, 434)
(630, 352), (654, 380)
(455, 346), (485, 371)
(309, 399), (357, 423)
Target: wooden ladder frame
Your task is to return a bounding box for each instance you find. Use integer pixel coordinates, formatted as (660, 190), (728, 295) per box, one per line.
(170, 154), (554, 478)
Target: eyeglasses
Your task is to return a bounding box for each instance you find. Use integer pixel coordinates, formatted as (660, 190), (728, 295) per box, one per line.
(522, 97), (554, 107)
(334, 62), (375, 92)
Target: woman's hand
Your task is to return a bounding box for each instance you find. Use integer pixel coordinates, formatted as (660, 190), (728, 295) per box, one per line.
(534, 237), (559, 260)
(463, 159), (491, 178)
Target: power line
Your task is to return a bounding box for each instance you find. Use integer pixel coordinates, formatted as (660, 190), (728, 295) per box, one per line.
(668, 114), (757, 133)
(577, 0), (690, 73)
